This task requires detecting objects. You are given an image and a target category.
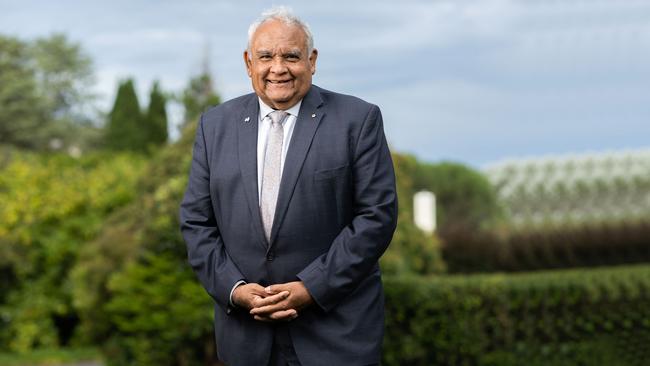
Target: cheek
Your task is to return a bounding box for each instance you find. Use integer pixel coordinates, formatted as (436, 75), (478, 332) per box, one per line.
(258, 70), (271, 81)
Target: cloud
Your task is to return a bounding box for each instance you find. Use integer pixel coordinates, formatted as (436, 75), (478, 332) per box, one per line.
(2, 0), (649, 165)
(89, 28), (203, 46)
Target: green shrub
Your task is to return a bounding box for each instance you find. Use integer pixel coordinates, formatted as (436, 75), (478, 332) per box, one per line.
(383, 264), (650, 366)
(384, 153), (446, 275)
(71, 124), (219, 365)
(395, 157), (504, 274)
(0, 151), (144, 352)
(103, 253), (213, 366)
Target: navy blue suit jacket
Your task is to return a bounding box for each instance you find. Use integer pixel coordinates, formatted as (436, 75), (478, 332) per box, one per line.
(180, 85), (397, 366)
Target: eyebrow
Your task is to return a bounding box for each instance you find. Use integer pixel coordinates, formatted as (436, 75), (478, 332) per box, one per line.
(254, 49), (303, 57)
(283, 50), (302, 57)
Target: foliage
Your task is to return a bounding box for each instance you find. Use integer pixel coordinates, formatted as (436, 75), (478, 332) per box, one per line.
(0, 35), (47, 149)
(446, 150), (650, 273)
(105, 79), (145, 152)
(30, 33), (94, 126)
(0, 347), (101, 366)
(0, 151), (145, 353)
(0, 33), (98, 152)
(383, 264), (650, 366)
(382, 153), (446, 275)
(105, 79), (172, 153)
(415, 161), (503, 233)
(145, 81), (169, 147)
(498, 221), (650, 271)
(388, 155), (505, 274)
(73, 122), (218, 365)
(181, 73), (221, 124)
(103, 253), (214, 366)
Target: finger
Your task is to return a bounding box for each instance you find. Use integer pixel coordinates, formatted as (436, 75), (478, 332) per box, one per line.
(253, 315), (275, 322)
(269, 309), (297, 321)
(250, 300), (290, 315)
(265, 283), (290, 294)
(253, 309), (298, 323)
(248, 284), (269, 297)
(252, 291), (289, 307)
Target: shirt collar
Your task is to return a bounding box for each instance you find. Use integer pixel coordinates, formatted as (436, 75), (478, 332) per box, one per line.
(258, 97), (303, 120)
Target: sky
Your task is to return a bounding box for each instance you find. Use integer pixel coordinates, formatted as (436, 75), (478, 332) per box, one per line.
(1, 0), (649, 168)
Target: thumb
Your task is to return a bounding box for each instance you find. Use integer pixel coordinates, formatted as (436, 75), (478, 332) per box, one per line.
(266, 283), (290, 294)
(265, 284), (286, 294)
(248, 283), (269, 297)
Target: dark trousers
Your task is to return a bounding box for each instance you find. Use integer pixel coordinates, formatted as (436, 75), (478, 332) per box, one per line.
(269, 324), (301, 366)
(267, 324), (381, 366)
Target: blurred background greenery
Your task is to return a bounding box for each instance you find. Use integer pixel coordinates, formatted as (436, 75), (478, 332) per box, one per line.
(1, 23), (649, 366)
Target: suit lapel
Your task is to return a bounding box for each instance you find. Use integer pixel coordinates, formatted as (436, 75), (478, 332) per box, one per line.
(269, 86), (325, 249)
(237, 95), (268, 250)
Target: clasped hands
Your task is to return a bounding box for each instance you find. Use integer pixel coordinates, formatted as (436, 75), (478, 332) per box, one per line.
(232, 281), (314, 322)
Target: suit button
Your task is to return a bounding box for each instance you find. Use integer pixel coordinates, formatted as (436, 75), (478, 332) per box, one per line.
(266, 252), (275, 261)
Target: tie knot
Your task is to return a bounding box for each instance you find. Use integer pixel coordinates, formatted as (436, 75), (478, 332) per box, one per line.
(268, 110), (288, 126)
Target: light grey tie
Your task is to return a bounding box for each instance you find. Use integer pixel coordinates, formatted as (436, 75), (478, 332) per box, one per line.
(261, 110), (287, 242)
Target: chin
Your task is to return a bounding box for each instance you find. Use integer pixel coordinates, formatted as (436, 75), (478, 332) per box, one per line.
(268, 95), (294, 104)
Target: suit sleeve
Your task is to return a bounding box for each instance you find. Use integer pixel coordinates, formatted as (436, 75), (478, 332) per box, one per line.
(297, 104), (398, 312)
(180, 114), (245, 311)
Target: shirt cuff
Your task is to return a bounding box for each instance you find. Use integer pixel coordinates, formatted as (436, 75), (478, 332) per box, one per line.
(229, 280), (247, 307)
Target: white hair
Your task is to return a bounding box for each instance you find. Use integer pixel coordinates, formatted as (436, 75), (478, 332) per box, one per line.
(247, 6), (314, 57)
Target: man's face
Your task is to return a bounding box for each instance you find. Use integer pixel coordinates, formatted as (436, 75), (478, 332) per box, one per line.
(244, 19), (317, 110)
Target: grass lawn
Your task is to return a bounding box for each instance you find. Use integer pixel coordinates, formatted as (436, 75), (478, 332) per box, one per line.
(0, 347), (103, 366)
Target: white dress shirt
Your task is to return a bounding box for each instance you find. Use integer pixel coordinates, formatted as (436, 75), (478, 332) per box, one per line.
(256, 98), (301, 201)
(229, 97), (302, 306)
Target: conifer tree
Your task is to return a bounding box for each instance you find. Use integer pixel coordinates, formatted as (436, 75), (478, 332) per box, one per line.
(105, 79), (144, 151)
(145, 81), (168, 146)
(182, 73), (221, 124)
(180, 43), (221, 125)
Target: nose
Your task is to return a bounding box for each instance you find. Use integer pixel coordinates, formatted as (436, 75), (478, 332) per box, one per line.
(270, 56), (288, 74)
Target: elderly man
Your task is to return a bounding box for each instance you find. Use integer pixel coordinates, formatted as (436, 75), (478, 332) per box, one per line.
(180, 7), (397, 366)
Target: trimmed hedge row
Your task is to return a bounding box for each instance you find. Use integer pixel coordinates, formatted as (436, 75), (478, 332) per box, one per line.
(383, 264), (650, 366)
(442, 220), (650, 273)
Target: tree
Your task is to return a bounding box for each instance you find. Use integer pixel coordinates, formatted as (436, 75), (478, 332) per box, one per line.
(144, 81), (168, 147)
(0, 33), (98, 151)
(30, 33), (94, 125)
(0, 35), (48, 149)
(414, 162), (503, 232)
(105, 79), (145, 152)
(181, 73), (221, 124)
(413, 161), (505, 272)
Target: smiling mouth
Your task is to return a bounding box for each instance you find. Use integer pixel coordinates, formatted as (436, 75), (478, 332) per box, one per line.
(267, 80), (292, 85)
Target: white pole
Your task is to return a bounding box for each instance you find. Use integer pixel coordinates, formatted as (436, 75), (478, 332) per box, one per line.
(414, 191), (436, 234)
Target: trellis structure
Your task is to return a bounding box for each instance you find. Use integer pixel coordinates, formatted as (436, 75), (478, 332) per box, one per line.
(484, 148), (650, 229)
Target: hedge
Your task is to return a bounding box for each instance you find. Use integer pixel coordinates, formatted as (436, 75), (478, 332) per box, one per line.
(442, 220), (650, 273)
(383, 264), (650, 366)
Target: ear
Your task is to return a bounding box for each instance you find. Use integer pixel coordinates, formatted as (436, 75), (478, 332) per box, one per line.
(243, 50), (252, 77)
(309, 49), (318, 75)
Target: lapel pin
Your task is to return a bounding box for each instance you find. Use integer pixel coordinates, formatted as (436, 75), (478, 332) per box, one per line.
(311, 113), (316, 118)
(244, 117), (250, 123)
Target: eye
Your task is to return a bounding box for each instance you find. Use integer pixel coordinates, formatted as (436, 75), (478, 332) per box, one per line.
(259, 54), (272, 61)
(285, 54), (300, 61)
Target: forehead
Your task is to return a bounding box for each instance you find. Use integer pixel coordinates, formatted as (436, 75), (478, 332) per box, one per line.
(250, 19), (307, 50)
